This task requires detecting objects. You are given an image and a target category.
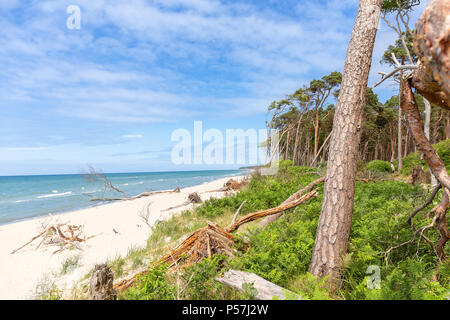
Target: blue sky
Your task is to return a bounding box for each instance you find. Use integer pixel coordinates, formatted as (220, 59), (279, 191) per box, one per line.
(0, 0), (428, 175)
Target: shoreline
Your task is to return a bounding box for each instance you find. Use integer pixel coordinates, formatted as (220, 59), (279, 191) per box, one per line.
(0, 174), (247, 300)
(0, 170), (247, 227)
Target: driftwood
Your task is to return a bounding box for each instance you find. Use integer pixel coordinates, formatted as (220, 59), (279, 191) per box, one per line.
(11, 223), (86, 254)
(113, 189), (318, 292)
(89, 264), (117, 300)
(161, 192), (203, 212)
(216, 269), (299, 300)
(204, 179), (244, 193)
(90, 187), (182, 202)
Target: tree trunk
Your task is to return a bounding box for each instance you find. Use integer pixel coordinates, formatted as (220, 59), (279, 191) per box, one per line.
(309, 0), (382, 286)
(89, 264), (117, 300)
(445, 115), (450, 139)
(412, 0), (450, 110)
(314, 109), (320, 158)
(401, 79), (450, 191)
(398, 70), (403, 173)
(424, 98), (439, 186)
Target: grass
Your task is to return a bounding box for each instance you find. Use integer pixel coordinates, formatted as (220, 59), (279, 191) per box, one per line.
(60, 255), (81, 275)
(71, 159), (449, 300)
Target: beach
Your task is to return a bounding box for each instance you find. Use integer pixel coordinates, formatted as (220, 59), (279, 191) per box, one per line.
(0, 175), (246, 300)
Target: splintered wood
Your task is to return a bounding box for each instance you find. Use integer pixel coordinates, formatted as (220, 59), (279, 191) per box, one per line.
(113, 189), (318, 292)
(10, 223), (87, 255)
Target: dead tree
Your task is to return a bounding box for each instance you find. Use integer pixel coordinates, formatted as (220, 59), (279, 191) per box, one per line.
(114, 190), (318, 292)
(89, 264), (117, 300)
(83, 165), (128, 200)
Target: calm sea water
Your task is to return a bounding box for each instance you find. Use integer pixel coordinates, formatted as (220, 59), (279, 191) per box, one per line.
(0, 170), (244, 225)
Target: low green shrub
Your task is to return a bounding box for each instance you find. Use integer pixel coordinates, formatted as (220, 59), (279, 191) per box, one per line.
(121, 160), (449, 300)
(402, 139), (449, 175)
(119, 264), (176, 300)
(366, 160), (392, 173)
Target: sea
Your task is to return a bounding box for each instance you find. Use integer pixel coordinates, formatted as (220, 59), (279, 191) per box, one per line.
(0, 170), (244, 225)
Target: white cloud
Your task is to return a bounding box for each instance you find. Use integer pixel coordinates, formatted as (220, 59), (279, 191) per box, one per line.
(120, 134), (144, 139)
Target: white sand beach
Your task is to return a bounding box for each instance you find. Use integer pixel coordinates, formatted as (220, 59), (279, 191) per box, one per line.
(0, 175), (246, 300)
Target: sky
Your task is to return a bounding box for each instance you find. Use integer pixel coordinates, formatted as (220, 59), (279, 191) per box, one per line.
(0, 0), (428, 175)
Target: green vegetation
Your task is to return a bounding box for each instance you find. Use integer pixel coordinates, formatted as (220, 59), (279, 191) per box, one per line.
(60, 255), (81, 275)
(114, 161), (448, 300)
(366, 160), (392, 173)
(401, 139), (450, 175)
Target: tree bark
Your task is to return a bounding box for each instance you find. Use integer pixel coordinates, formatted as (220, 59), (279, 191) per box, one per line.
(412, 0), (450, 110)
(308, 0), (382, 286)
(89, 264), (117, 300)
(401, 79), (450, 191)
(216, 270), (299, 300)
(398, 70), (403, 173)
(424, 98), (439, 186)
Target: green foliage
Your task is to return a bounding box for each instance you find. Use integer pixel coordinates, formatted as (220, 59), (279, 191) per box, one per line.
(60, 255), (80, 275)
(366, 160), (392, 173)
(122, 161), (449, 300)
(181, 255), (232, 300)
(434, 139), (450, 169)
(382, 0), (420, 14)
(120, 264), (176, 300)
(402, 139), (450, 174)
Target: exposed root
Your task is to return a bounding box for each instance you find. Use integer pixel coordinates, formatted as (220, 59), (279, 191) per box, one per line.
(113, 189), (318, 292)
(386, 188), (449, 262)
(11, 222), (87, 255)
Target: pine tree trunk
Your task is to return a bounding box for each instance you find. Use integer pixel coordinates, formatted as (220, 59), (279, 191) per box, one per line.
(309, 0), (382, 285)
(398, 70), (403, 173)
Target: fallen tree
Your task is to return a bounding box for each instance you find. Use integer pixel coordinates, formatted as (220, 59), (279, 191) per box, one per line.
(113, 189), (318, 292)
(11, 222), (87, 255)
(216, 269), (300, 300)
(90, 187), (181, 202)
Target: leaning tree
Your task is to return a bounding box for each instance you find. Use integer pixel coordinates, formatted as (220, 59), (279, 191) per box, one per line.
(376, 0), (449, 260)
(308, 0), (384, 286)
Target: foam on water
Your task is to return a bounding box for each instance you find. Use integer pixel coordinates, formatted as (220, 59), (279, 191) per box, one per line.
(0, 170), (245, 225)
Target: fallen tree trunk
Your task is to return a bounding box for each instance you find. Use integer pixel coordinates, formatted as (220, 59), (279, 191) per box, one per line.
(258, 177), (371, 228)
(90, 187), (181, 202)
(113, 189), (318, 292)
(258, 178), (324, 227)
(216, 269), (300, 300)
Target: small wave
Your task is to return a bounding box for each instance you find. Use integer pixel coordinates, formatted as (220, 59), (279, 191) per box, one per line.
(36, 191), (73, 199)
(122, 183), (129, 186)
(15, 199), (31, 203)
(52, 190), (58, 193)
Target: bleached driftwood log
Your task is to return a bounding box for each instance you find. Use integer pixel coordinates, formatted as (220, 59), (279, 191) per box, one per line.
(216, 269), (300, 300)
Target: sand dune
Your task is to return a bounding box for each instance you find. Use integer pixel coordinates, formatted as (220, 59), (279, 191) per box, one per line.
(0, 175), (245, 300)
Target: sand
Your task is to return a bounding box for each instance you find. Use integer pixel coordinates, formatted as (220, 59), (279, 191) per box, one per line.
(0, 175), (246, 300)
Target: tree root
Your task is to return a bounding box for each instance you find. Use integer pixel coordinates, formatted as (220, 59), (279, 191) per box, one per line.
(11, 223), (87, 255)
(113, 189), (318, 292)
